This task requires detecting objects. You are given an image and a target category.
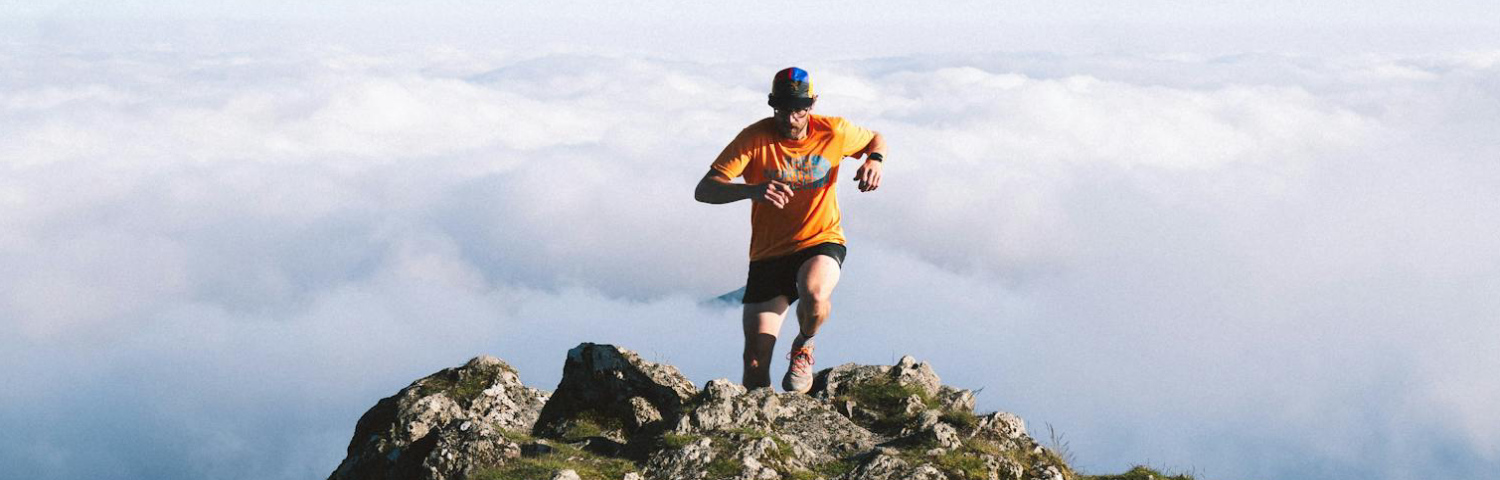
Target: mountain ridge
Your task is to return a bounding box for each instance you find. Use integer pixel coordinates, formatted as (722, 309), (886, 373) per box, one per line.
(326, 342), (1082, 480)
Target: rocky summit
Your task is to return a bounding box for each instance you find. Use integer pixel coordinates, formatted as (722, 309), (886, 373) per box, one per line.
(329, 343), (1074, 480)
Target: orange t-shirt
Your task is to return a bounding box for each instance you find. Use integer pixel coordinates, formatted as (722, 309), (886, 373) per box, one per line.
(710, 115), (876, 261)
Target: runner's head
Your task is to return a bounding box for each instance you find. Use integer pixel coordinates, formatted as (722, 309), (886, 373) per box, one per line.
(769, 67), (816, 139)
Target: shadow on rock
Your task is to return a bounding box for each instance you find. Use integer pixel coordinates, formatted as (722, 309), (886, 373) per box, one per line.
(329, 344), (1074, 480)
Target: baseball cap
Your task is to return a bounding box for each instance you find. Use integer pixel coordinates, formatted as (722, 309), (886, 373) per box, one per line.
(768, 67), (817, 109)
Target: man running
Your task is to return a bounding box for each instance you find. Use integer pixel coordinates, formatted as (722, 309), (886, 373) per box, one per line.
(694, 67), (886, 393)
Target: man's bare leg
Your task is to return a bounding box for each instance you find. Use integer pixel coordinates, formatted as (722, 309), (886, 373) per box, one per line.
(742, 296), (790, 389)
(781, 255), (842, 393)
(793, 255), (842, 344)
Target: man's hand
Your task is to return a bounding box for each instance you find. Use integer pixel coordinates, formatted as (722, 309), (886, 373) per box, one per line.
(854, 158), (882, 192)
(752, 180), (796, 208)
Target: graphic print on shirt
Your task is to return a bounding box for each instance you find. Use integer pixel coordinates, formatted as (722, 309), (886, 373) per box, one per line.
(764, 154), (832, 191)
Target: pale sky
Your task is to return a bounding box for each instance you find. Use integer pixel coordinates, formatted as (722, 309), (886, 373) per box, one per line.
(8, 0), (1498, 25)
(3, 3), (1499, 480)
(6, 0), (1499, 57)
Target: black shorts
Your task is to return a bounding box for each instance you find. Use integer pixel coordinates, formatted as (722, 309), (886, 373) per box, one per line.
(742, 242), (847, 305)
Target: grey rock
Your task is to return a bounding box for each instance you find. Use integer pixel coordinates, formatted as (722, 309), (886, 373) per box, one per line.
(418, 423), (523, 479)
(535, 343), (697, 446)
(846, 451), (957, 480)
(936, 386), (976, 413)
(810, 356), (953, 439)
(737, 436), (789, 479)
(892, 356), (942, 398)
(989, 454), (1025, 480)
(328, 355), (549, 480)
(1029, 465), (1066, 480)
(811, 363), (891, 401)
(332, 347), (1073, 480)
(926, 423), (963, 450)
(651, 386), (876, 478)
(738, 441), (782, 480)
(902, 394), (926, 417)
(917, 410), (941, 430)
(973, 412), (1027, 440)
(642, 436), (716, 480)
(681, 379), (751, 431)
(911, 463), (951, 480)
(629, 396), (664, 430)
(849, 453), (909, 479)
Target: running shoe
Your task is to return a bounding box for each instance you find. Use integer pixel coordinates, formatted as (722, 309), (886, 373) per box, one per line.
(782, 340), (816, 394)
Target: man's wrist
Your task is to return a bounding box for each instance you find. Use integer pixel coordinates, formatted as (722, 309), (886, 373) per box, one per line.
(866, 152), (884, 162)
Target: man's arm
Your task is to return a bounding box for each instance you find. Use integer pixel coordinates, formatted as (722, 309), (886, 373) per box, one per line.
(695, 170), (795, 208)
(853, 132), (885, 192)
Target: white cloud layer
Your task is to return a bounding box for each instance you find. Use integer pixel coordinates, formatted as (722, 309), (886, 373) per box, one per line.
(3, 40), (1500, 480)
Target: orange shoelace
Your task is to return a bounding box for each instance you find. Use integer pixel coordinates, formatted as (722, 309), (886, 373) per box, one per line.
(786, 346), (815, 374)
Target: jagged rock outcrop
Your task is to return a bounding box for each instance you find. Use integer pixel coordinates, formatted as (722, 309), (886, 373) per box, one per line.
(644, 380), (876, 480)
(533, 342), (699, 456)
(328, 355), (549, 480)
(330, 344), (1074, 480)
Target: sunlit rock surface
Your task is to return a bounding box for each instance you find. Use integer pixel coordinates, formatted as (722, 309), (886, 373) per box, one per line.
(330, 344), (1074, 480)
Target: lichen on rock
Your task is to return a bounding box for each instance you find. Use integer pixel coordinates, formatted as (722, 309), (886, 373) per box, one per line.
(328, 355), (549, 480)
(329, 344), (1076, 480)
(533, 343), (699, 457)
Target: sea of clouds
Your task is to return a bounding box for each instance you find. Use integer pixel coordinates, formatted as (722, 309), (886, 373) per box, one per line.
(2, 39), (1499, 480)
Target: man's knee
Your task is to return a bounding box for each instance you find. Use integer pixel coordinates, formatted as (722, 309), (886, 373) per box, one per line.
(799, 291), (832, 313)
(797, 256), (840, 303)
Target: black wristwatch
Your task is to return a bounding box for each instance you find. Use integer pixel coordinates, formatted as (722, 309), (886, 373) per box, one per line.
(867, 152), (884, 162)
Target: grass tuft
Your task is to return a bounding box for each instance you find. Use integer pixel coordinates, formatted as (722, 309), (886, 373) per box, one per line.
(472, 442), (636, 480)
(934, 449), (990, 479)
(660, 433), (701, 449)
(415, 371), (494, 408)
(497, 429), (535, 444)
(706, 456), (743, 478)
(940, 409), (979, 430)
(783, 470), (819, 480)
(724, 427), (772, 439)
(560, 409), (626, 441)
(1081, 465), (1198, 480)
(813, 458), (856, 478)
(833, 374), (939, 433)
